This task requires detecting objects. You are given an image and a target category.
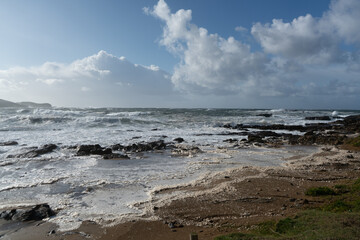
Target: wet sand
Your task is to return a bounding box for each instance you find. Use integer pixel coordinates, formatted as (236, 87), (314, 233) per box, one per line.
(3, 145), (360, 240)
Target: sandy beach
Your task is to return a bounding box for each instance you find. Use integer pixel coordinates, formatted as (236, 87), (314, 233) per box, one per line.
(3, 144), (360, 240)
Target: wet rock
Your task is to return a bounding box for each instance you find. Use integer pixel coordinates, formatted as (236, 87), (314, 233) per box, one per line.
(111, 144), (124, 151)
(112, 140), (167, 153)
(340, 115), (360, 133)
(173, 137), (185, 143)
(296, 133), (346, 145)
(305, 116), (331, 121)
(7, 144), (57, 158)
(0, 141), (18, 146)
(257, 113), (272, 117)
(76, 144), (112, 156)
(0, 204), (55, 222)
(223, 138), (238, 143)
(103, 153), (129, 160)
(247, 135), (264, 143)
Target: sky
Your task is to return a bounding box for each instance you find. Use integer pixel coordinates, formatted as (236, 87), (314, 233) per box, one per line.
(0, 0), (359, 109)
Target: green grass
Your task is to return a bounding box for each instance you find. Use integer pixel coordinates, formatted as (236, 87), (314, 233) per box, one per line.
(214, 211), (360, 240)
(305, 186), (336, 196)
(214, 178), (360, 240)
(346, 136), (360, 147)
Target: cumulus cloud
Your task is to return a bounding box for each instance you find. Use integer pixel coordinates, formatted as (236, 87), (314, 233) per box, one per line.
(251, 14), (342, 64)
(235, 26), (247, 32)
(146, 0), (360, 106)
(148, 0), (270, 94)
(0, 51), (176, 107)
(326, 0), (360, 44)
(251, 0), (360, 64)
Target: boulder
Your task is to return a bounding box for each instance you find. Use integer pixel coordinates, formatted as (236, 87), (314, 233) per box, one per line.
(0, 141), (18, 146)
(7, 144), (57, 158)
(173, 137), (185, 143)
(256, 113), (272, 117)
(112, 140), (167, 153)
(76, 144), (112, 156)
(0, 204), (55, 222)
(305, 116), (331, 121)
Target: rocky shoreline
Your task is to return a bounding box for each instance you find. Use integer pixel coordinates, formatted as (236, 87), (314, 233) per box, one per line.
(4, 115), (360, 160)
(1, 115), (360, 239)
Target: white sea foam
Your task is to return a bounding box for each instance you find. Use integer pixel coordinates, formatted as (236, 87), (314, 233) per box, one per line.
(0, 108), (358, 231)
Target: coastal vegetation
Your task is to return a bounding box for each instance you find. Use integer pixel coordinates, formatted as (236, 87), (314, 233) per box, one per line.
(215, 178), (360, 240)
(345, 136), (360, 148)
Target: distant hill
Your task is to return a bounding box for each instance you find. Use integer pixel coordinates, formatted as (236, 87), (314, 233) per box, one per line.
(0, 99), (22, 108)
(0, 99), (52, 108)
(17, 101), (52, 108)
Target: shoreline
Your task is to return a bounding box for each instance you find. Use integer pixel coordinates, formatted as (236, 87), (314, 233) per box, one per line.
(1, 114), (360, 239)
(3, 145), (360, 240)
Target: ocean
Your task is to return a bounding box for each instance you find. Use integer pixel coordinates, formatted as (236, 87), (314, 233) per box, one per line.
(0, 107), (358, 231)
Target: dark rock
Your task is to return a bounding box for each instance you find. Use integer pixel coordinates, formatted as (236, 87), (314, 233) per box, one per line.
(295, 133), (346, 145)
(103, 153), (129, 160)
(247, 135), (264, 143)
(116, 140), (167, 153)
(173, 137), (185, 143)
(305, 116), (331, 121)
(168, 222), (175, 229)
(0, 141), (18, 146)
(76, 144), (112, 156)
(219, 114), (360, 147)
(194, 133), (214, 136)
(256, 113), (272, 117)
(7, 144), (57, 158)
(0, 204), (55, 222)
(340, 115), (360, 133)
(223, 138), (238, 143)
(111, 144), (124, 151)
(35, 144), (58, 155)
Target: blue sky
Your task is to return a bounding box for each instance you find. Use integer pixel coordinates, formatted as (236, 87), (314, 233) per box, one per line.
(0, 0), (359, 109)
(0, 0), (330, 72)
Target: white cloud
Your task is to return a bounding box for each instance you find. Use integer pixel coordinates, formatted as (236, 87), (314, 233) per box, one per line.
(251, 0), (360, 65)
(149, 0), (269, 94)
(326, 0), (360, 44)
(235, 26), (247, 32)
(145, 0), (360, 108)
(0, 51), (177, 107)
(251, 14), (341, 64)
(36, 78), (63, 85)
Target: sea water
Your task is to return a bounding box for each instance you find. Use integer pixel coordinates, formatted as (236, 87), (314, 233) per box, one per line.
(0, 108), (358, 231)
